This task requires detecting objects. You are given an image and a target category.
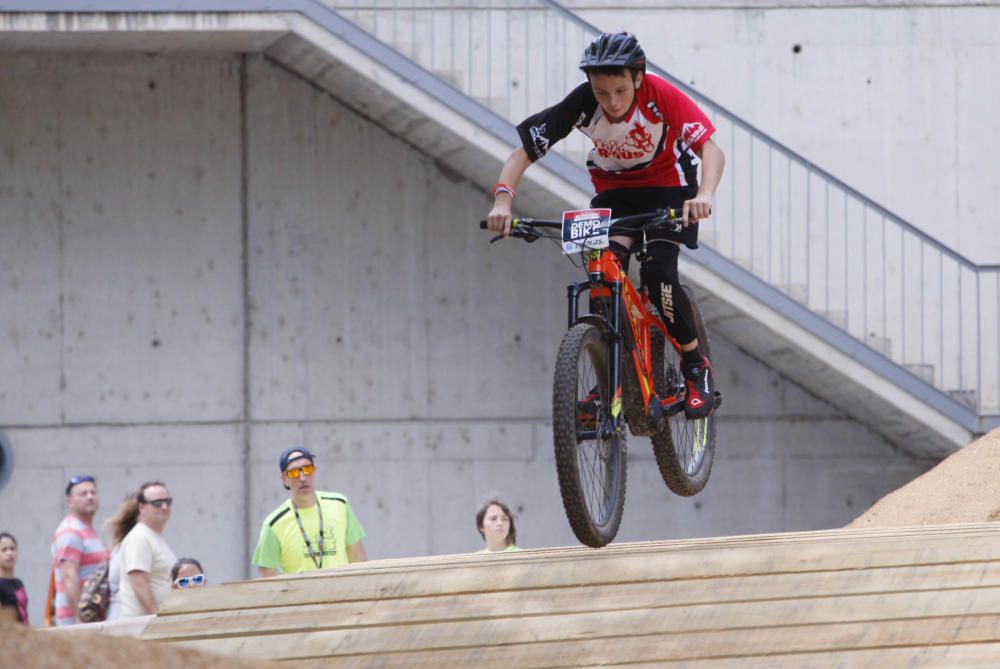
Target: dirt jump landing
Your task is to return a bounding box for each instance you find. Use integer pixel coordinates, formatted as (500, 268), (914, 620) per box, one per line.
(127, 522), (1000, 668)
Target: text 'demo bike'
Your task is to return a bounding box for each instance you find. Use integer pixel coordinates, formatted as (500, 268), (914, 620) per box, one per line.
(481, 208), (721, 548)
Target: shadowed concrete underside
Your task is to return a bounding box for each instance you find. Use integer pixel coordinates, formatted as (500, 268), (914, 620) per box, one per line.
(142, 522), (1000, 667)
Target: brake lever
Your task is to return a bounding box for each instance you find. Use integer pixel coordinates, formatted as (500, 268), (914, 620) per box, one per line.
(512, 225), (542, 243)
(488, 222), (542, 244)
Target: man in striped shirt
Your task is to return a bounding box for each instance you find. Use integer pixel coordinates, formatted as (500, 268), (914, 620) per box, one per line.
(50, 475), (109, 626)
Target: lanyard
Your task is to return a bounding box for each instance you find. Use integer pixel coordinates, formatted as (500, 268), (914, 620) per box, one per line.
(292, 495), (325, 569)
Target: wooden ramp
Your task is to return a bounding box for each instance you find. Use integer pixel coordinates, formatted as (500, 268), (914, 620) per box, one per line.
(143, 522), (1000, 667)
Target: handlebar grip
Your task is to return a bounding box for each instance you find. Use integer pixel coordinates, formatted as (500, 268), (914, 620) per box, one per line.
(480, 219), (521, 229)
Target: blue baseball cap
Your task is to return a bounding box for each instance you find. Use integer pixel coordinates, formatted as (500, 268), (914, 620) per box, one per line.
(279, 447), (316, 472)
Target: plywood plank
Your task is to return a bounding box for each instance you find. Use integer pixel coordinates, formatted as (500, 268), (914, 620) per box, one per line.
(290, 642), (1000, 669)
(145, 560), (1000, 641)
(166, 595), (1000, 661)
(226, 615), (1000, 668)
(159, 531), (1000, 615)
(570, 642), (1000, 669)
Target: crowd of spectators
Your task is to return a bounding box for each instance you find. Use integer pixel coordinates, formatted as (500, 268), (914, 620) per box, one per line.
(0, 446), (522, 627)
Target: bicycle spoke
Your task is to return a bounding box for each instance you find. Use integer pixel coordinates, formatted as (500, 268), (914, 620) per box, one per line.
(574, 345), (615, 524)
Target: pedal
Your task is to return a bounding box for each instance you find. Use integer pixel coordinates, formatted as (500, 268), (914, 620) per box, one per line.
(714, 390), (723, 409)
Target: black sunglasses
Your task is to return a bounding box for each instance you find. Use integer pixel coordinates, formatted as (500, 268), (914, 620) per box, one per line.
(143, 497), (173, 508)
(65, 475), (95, 496)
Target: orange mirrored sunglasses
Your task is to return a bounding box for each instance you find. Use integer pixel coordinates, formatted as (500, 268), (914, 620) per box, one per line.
(284, 464), (316, 479)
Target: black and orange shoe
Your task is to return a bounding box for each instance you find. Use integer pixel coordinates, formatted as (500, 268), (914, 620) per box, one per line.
(683, 359), (716, 420)
(577, 387), (600, 429)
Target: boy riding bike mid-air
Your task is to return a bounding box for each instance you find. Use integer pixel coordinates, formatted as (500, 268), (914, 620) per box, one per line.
(485, 31), (726, 419)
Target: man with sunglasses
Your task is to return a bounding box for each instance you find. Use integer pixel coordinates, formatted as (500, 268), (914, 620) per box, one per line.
(49, 475), (109, 625)
(253, 447), (367, 577)
(118, 481), (177, 618)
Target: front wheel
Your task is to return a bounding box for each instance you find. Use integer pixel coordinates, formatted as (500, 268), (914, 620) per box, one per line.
(650, 285), (717, 496)
(552, 323), (627, 548)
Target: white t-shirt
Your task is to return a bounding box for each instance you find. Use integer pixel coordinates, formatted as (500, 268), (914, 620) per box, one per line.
(118, 522), (176, 618)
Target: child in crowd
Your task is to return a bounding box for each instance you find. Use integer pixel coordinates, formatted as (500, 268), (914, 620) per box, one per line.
(0, 532), (29, 624)
(171, 558), (206, 590)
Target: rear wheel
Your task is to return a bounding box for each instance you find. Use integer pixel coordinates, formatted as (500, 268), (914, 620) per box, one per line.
(552, 323), (627, 548)
(650, 285), (716, 496)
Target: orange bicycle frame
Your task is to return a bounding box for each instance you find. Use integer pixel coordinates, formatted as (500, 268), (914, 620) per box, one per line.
(567, 247), (681, 424)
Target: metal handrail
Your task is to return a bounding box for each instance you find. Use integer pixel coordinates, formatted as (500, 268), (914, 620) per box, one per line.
(539, 0), (999, 274)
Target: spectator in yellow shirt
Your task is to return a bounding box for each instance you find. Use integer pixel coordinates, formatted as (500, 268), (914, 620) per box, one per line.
(253, 447), (367, 576)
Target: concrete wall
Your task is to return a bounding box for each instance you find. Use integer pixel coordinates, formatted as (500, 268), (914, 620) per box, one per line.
(567, 0), (1000, 265)
(0, 52), (934, 626)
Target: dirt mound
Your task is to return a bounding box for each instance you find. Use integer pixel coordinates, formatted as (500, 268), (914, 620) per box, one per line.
(0, 616), (276, 669)
(847, 426), (1000, 528)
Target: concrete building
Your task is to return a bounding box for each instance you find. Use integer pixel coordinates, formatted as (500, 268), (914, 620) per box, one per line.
(0, 1), (993, 624)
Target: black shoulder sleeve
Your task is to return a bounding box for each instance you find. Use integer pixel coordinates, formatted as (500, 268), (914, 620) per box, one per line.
(516, 82), (597, 162)
(267, 506), (292, 527)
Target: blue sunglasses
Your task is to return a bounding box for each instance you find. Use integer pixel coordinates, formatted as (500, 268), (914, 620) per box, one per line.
(173, 574), (205, 588)
(65, 475), (95, 495)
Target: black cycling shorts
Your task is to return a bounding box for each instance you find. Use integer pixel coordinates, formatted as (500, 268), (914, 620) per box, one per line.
(590, 186), (699, 250)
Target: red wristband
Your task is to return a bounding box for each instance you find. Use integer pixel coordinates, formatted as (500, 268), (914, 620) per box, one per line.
(493, 183), (515, 198)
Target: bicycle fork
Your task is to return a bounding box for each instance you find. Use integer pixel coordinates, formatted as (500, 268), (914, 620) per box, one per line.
(567, 277), (626, 440)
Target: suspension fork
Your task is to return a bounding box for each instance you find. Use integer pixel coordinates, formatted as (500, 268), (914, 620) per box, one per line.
(567, 278), (624, 430)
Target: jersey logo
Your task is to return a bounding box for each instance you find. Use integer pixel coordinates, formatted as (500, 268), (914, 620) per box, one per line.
(529, 123), (550, 157)
(627, 122), (655, 153)
(645, 100), (663, 121)
(593, 121), (655, 161)
(681, 121), (708, 146)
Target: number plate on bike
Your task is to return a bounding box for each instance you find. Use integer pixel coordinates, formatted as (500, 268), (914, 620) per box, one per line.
(561, 208), (612, 255)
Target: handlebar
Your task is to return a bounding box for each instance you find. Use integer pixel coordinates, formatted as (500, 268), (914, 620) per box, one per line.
(479, 208), (687, 243)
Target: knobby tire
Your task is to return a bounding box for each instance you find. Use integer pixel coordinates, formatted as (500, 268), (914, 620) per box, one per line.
(552, 323), (627, 548)
(650, 285), (717, 496)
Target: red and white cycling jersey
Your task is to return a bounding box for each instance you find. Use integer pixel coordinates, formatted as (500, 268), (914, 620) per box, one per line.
(516, 73), (715, 193)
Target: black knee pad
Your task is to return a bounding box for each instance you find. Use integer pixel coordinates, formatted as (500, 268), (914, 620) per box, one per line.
(641, 242), (696, 345)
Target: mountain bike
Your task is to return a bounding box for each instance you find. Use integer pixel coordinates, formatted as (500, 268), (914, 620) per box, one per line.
(481, 208), (721, 548)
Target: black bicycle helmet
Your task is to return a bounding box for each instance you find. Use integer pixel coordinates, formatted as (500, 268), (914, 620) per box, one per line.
(579, 32), (647, 72)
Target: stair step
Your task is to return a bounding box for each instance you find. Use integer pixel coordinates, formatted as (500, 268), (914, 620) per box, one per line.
(431, 69), (463, 89)
(775, 283), (808, 303)
(904, 363), (935, 385)
(866, 333), (892, 357)
(948, 389), (977, 408)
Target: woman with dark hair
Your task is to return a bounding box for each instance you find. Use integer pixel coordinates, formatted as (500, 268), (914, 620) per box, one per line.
(0, 531), (29, 624)
(170, 558), (206, 590)
(475, 499), (522, 553)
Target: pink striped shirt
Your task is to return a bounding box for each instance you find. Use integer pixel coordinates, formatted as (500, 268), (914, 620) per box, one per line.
(50, 515), (109, 626)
